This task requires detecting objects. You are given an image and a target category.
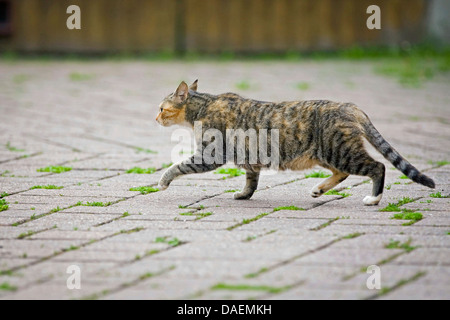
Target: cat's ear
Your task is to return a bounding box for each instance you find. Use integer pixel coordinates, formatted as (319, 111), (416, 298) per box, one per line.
(174, 81), (189, 103)
(189, 79), (198, 92)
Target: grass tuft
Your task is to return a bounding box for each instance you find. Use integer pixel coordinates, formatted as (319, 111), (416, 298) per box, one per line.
(391, 211), (423, 226)
(135, 147), (158, 154)
(385, 239), (416, 252)
(324, 189), (351, 198)
(69, 72), (93, 81)
(126, 167), (156, 174)
(81, 201), (113, 207)
(37, 166), (72, 174)
(5, 142), (25, 152)
(155, 236), (181, 247)
(430, 192), (449, 198)
(0, 282), (17, 291)
(304, 170), (331, 178)
(273, 206), (304, 211)
(31, 185), (64, 190)
(129, 186), (159, 194)
(0, 199), (9, 212)
(235, 80), (251, 90)
(214, 168), (245, 178)
(296, 82), (310, 91)
(211, 283), (290, 294)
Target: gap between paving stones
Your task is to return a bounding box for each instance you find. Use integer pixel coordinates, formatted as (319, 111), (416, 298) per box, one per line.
(0, 225), (146, 275)
(1, 227), (187, 298)
(2, 150), (444, 298)
(26, 135), (83, 153)
(81, 134), (158, 154)
(193, 164), (444, 298)
(365, 270), (427, 300)
(0, 152), (43, 165)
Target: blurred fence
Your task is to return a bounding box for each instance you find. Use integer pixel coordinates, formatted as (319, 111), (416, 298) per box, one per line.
(0, 0), (433, 54)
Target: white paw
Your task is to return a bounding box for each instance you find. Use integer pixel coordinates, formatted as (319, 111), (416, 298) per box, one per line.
(363, 194), (382, 206)
(310, 185), (323, 198)
(157, 184), (168, 191)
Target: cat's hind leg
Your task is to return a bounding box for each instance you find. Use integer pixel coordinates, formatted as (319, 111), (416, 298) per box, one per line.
(310, 169), (349, 198)
(340, 155), (385, 206)
(234, 171), (260, 200)
(362, 161), (385, 205)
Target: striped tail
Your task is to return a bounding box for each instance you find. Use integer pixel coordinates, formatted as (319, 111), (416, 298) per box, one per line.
(363, 120), (435, 189)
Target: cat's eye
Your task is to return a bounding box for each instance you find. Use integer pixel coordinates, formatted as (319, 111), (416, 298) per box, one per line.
(160, 107), (163, 112)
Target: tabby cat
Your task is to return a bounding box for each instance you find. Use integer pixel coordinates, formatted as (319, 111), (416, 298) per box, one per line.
(156, 80), (435, 205)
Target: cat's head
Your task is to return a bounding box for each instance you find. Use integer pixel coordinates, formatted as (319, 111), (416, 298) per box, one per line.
(156, 80), (198, 127)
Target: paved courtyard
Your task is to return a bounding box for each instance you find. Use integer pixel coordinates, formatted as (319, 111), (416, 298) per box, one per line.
(0, 59), (449, 300)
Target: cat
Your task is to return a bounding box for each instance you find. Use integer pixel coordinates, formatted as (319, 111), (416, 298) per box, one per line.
(156, 80), (435, 206)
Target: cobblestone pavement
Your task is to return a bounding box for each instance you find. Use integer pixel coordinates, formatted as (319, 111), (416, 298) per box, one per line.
(0, 60), (449, 300)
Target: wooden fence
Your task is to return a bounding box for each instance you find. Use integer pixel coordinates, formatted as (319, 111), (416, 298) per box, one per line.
(0, 0), (429, 53)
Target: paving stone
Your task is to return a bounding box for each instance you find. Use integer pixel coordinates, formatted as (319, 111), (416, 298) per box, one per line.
(0, 60), (448, 299)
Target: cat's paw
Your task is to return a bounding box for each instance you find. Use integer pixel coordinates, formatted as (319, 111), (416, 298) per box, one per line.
(363, 195), (382, 206)
(310, 185), (324, 198)
(234, 192), (252, 200)
(157, 183), (168, 191)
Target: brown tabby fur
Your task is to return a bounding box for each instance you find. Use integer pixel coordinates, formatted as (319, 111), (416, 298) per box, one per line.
(156, 80), (435, 205)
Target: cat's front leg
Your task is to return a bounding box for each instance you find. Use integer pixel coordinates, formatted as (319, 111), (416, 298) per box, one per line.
(158, 155), (221, 190)
(234, 171), (260, 200)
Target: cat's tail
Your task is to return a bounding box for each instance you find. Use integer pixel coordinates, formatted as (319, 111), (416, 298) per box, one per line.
(362, 119), (435, 189)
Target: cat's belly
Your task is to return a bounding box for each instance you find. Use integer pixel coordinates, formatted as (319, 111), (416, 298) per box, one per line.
(282, 155), (319, 171)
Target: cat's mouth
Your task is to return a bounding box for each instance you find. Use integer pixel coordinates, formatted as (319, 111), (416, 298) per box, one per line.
(155, 113), (166, 126)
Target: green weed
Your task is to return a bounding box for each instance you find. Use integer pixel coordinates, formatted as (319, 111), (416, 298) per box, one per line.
(211, 283), (290, 294)
(215, 167), (245, 178)
(296, 82), (310, 91)
(69, 72), (94, 81)
(135, 147), (157, 154)
(126, 167), (156, 174)
(430, 192), (449, 198)
(385, 239), (416, 252)
(82, 201), (113, 207)
(12, 74), (29, 85)
(324, 189), (351, 198)
(235, 80), (251, 90)
(31, 185), (64, 190)
(0, 199), (9, 212)
(17, 230), (36, 239)
(5, 142), (25, 152)
(397, 197), (415, 206)
(374, 56), (441, 88)
(273, 206), (304, 211)
(155, 236), (181, 247)
(129, 186), (159, 194)
(427, 160), (449, 166)
(37, 166), (72, 173)
(391, 211), (423, 225)
(342, 233), (363, 239)
(0, 282), (17, 291)
(304, 170), (331, 178)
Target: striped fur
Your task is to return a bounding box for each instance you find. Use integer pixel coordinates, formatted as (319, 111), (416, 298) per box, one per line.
(156, 81), (435, 205)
